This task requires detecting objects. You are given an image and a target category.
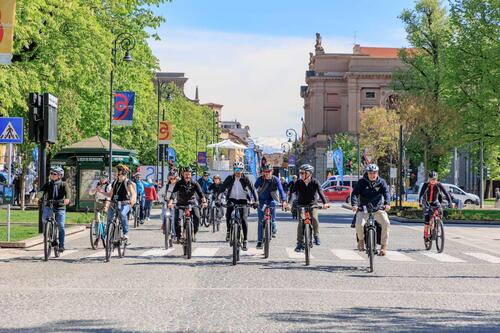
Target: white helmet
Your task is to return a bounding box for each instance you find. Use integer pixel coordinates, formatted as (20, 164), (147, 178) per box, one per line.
(365, 164), (379, 172)
(233, 161), (244, 170)
(299, 164), (314, 174)
(50, 166), (64, 177)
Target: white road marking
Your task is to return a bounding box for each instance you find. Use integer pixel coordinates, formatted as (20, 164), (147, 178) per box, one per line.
(192, 247), (219, 257)
(241, 248), (263, 256)
(285, 247), (312, 259)
(421, 252), (465, 263)
(35, 249), (78, 259)
(84, 250), (106, 259)
(464, 252), (500, 264)
(384, 250), (415, 262)
(331, 249), (364, 261)
(138, 248), (175, 258)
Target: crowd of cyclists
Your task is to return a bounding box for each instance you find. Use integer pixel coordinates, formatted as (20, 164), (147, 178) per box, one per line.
(37, 159), (454, 257)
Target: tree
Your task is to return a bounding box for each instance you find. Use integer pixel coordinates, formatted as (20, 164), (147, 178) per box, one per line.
(333, 132), (358, 173)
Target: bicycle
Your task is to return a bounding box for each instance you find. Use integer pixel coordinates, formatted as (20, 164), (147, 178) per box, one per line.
(201, 197), (211, 228)
(162, 201), (175, 249)
(176, 205), (198, 259)
(105, 201), (128, 262)
(90, 200), (107, 250)
(43, 199), (65, 261)
(132, 200), (141, 228)
(297, 204), (321, 266)
(209, 194), (223, 233)
(424, 206), (445, 253)
(228, 203), (251, 266)
(360, 204), (378, 273)
(262, 204), (274, 259)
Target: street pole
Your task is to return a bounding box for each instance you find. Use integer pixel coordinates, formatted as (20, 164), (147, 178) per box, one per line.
(398, 124), (403, 208)
(6, 143), (12, 241)
(480, 139), (484, 208)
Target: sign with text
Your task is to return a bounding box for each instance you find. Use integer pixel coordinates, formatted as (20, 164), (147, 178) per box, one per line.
(112, 91), (135, 126)
(159, 121), (172, 144)
(0, 0), (16, 65)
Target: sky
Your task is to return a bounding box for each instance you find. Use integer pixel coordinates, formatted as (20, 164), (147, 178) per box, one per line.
(148, 0), (416, 152)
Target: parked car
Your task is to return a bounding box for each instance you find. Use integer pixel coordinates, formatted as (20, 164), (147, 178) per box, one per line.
(323, 186), (352, 203)
(417, 182), (479, 206)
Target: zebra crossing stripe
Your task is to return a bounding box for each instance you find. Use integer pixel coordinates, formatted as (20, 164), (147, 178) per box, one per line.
(421, 252), (465, 263)
(192, 247), (219, 257)
(35, 250), (78, 259)
(384, 250), (415, 262)
(331, 249), (364, 261)
(285, 247), (312, 259)
(85, 250), (106, 259)
(138, 248), (175, 258)
(464, 252), (500, 264)
(241, 248), (262, 256)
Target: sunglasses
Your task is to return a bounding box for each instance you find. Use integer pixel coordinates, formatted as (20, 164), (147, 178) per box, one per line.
(50, 172), (59, 176)
(263, 170), (272, 173)
(299, 171), (306, 174)
(234, 168), (243, 172)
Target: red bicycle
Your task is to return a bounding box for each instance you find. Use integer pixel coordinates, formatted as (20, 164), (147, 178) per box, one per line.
(298, 204), (320, 266)
(424, 207), (445, 253)
(262, 204), (273, 259)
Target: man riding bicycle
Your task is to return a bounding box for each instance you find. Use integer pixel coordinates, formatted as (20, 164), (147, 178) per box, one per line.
(37, 166), (71, 252)
(100, 164), (136, 241)
(254, 163), (286, 249)
(220, 161), (258, 251)
(197, 171), (213, 196)
(351, 164), (391, 256)
(288, 164), (328, 252)
(208, 174), (225, 216)
(167, 167), (207, 242)
(418, 171), (454, 240)
(133, 172), (145, 224)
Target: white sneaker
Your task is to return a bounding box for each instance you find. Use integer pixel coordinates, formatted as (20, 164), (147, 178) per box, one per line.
(122, 234), (129, 240)
(147, 218), (151, 221)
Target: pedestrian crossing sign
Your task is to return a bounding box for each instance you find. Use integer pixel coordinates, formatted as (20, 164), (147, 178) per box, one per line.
(0, 117), (23, 144)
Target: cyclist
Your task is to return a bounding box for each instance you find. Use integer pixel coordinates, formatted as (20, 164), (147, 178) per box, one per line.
(351, 164), (391, 256)
(100, 164), (136, 241)
(287, 175), (298, 220)
(288, 164), (328, 252)
(208, 174), (225, 219)
(133, 172), (145, 224)
(167, 167), (207, 242)
(197, 171), (213, 195)
(418, 171), (454, 240)
(88, 171), (112, 241)
(37, 166), (71, 252)
(220, 161), (258, 251)
(254, 163), (286, 249)
(160, 170), (179, 241)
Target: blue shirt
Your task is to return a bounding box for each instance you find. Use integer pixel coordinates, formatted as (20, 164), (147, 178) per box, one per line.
(135, 180), (145, 197)
(254, 175), (286, 203)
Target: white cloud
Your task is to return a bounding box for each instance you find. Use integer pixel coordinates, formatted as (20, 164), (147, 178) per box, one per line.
(149, 28), (353, 141)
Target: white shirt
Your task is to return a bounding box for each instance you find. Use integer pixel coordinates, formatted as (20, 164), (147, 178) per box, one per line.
(230, 176), (247, 201)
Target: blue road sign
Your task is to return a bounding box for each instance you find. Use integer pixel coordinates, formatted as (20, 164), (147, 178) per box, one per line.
(0, 117), (24, 144)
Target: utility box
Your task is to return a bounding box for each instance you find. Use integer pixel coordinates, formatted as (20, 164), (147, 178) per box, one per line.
(42, 93), (58, 144)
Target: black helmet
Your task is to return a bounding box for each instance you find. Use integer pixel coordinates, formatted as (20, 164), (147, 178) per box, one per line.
(428, 171), (438, 179)
(116, 164), (130, 174)
(183, 166), (193, 173)
(262, 163), (273, 171)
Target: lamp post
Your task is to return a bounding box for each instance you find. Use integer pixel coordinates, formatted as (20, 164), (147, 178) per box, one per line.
(157, 79), (171, 185)
(212, 110), (219, 157)
(109, 32), (136, 178)
(286, 128), (298, 175)
(281, 142), (291, 178)
(196, 129), (208, 174)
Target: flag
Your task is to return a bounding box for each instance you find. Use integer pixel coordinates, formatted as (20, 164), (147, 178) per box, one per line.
(112, 91), (135, 126)
(0, 0), (16, 64)
(333, 148), (344, 183)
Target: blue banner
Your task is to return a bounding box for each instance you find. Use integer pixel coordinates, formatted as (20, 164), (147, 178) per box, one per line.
(167, 147), (176, 162)
(113, 91), (135, 126)
(333, 148), (344, 183)
(245, 148), (257, 178)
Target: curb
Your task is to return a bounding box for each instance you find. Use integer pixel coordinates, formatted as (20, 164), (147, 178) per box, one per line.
(0, 225), (87, 248)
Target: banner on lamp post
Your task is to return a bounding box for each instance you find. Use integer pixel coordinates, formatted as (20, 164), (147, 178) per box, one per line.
(333, 148), (344, 183)
(112, 91), (135, 126)
(0, 0), (16, 65)
(288, 154), (296, 167)
(197, 152), (207, 166)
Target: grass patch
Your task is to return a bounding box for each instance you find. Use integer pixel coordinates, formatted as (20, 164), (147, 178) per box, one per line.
(0, 225), (39, 242)
(390, 207), (500, 221)
(0, 209), (93, 224)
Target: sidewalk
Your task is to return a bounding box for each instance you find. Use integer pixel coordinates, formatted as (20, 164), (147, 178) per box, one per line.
(0, 225), (86, 249)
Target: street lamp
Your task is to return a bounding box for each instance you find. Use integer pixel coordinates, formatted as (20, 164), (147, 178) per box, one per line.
(109, 32), (136, 178)
(286, 128), (299, 174)
(157, 79), (172, 185)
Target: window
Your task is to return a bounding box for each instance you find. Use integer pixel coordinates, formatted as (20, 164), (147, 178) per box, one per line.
(365, 92), (375, 98)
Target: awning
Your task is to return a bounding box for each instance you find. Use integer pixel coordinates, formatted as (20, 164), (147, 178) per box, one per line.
(206, 139), (247, 150)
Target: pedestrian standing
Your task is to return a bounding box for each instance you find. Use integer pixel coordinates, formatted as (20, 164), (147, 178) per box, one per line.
(143, 177), (158, 221)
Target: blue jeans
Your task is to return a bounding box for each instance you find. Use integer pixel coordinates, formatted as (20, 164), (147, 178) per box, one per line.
(137, 196), (145, 220)
(108, 203), (131, 235)
(257, 201), (277, 242)
(144, 200), (153, 219)
(43, 207), (66, 248)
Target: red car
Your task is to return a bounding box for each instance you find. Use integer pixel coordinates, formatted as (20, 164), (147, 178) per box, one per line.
(323, 186), (352, 203)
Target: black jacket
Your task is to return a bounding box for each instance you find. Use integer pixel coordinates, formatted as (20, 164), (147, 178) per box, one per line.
(221, 174), (258, 202)
(40, 180), (71, 210)
(351, 174), (390, 211)
(171, 178), (205, 206)
(288, 178), (327, 205)
(419, 182), (452, 207)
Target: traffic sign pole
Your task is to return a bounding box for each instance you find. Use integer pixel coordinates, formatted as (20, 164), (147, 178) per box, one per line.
(6, 143), (12, 241)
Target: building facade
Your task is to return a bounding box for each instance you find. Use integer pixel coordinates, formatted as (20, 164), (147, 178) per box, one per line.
(300, 34), (406, 181)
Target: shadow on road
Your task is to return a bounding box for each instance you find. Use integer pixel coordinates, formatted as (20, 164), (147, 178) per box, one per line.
(261, 307), (500, 332)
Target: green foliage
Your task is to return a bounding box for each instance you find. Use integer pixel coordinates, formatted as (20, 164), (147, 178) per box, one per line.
(333, 132), (358, 168)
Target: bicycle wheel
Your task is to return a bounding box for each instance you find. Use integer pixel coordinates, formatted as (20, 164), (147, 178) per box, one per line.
(90, 220), (99, 250)
(53, 226), (60, 258)
(424, 223), (432, 251)
(43, 221), (53, 261)
(186, 219), (192, 259)
(264, 219), (271, 259)
(304, 224), (311, 266)
(203, 207), (210, 227)
(232, 223), (239, 265)
(211, 208), (216, 233)
(99, 220), (107, 248)
(367, 227), (376, 273)
(105, 223), (115, 262)
(164, 215), (170, 249)
(435, 219), (445, 253)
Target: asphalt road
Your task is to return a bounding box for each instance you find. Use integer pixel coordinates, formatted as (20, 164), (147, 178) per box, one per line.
(0, 204), (499, 333)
